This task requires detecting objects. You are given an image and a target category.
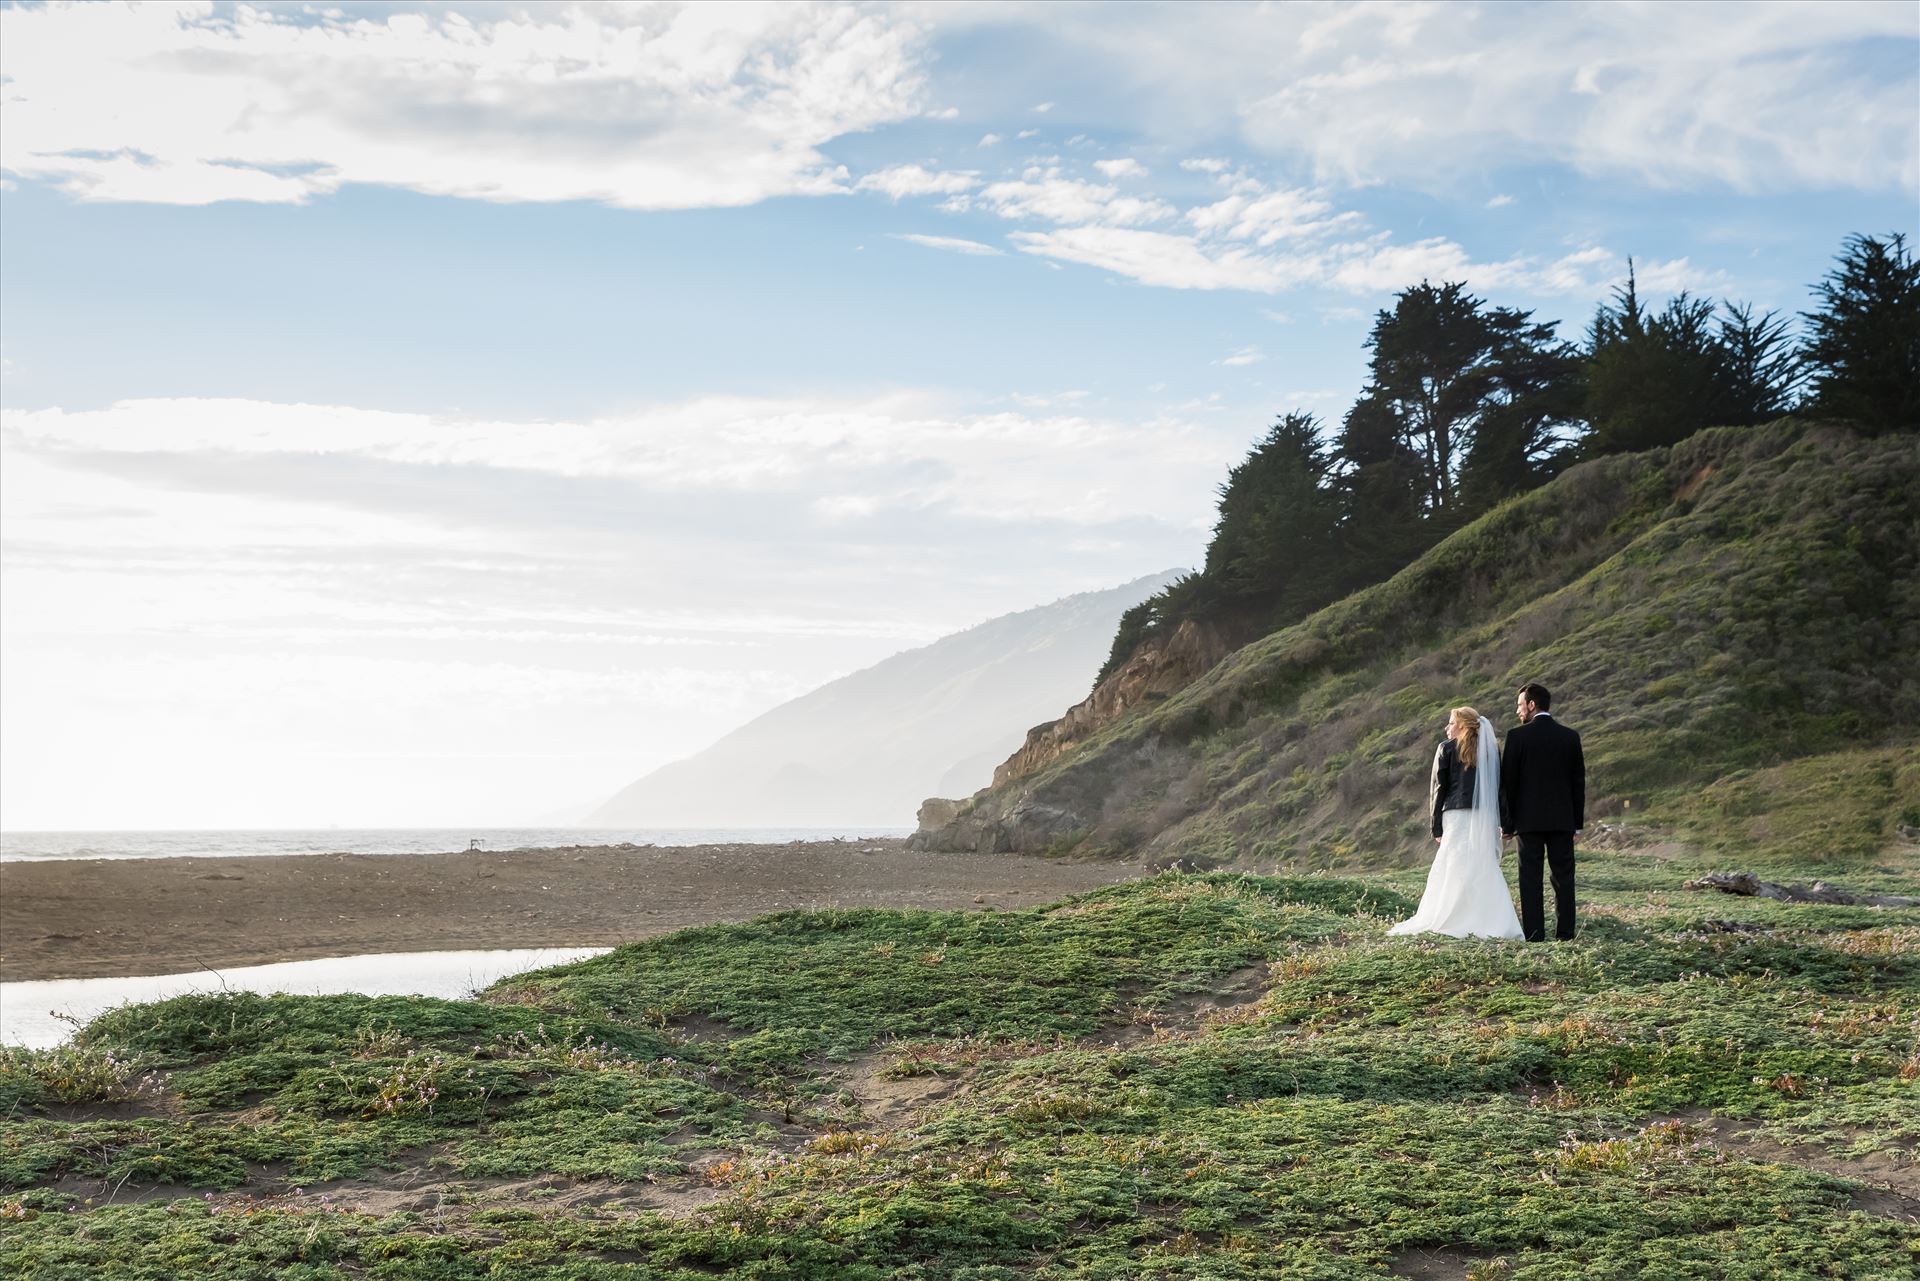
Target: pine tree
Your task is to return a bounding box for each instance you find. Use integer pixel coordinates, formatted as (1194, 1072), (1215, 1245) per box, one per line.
(1332, 393), (1429, 586)
(1801, 232), (1920, 433)
(1459, 308), (1585, 508)
(1716, 302), (1803, 425)
(1352, 281), (1581, 522)
(1359, 282), (1493, 517)
(1583, 264), (1729, 455)
(1203, 412), (1339, 610)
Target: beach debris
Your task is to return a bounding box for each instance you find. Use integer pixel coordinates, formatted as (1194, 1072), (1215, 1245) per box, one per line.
(1681, 871), (1916, 908)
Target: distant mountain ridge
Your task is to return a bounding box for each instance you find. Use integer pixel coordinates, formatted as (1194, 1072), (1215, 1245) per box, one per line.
(584, 571), (1184, 828)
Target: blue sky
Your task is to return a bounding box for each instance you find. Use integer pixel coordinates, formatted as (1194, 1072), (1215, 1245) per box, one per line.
(1, 1), (1915, 829)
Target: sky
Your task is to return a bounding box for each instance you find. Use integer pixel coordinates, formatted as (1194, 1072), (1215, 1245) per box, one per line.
(1, 0), (1915, 831)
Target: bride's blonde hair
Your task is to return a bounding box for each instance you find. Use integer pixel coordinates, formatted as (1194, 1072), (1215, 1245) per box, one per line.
(1450, 706), (1480, 767)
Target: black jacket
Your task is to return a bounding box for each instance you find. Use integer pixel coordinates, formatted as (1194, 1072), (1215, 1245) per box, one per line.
(1428, 739), (1478, 837)
(1499, 714), (1585, 834)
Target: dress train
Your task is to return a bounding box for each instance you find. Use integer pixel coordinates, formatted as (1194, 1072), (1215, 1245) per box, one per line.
(1388, 808), (1524, 939)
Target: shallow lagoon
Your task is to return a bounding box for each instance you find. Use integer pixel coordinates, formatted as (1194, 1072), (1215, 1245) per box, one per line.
(0, 946), (610, 1048)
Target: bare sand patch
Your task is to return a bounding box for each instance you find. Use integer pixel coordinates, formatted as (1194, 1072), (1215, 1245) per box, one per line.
(1, 839), (1143, 982)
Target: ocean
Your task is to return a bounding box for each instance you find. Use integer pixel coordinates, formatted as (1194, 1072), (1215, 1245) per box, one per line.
(0, 826), (915, 863)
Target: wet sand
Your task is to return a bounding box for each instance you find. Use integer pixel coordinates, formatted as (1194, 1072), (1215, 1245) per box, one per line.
(0, 839), (1144, 981)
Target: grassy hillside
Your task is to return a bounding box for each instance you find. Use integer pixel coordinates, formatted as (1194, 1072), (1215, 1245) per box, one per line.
(2, 859), (1914, 1277)
(919, 421), (1920, 871)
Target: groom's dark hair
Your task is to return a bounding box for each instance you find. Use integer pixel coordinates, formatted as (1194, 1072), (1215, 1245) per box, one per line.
(1519, 682), (1552, 711)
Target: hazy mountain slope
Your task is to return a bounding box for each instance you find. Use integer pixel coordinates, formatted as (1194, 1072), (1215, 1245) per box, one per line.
(913, 422), (1920, 869)
(585, 571), (1184, 827)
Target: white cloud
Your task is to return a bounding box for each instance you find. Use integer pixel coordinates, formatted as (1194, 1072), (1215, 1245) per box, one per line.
(1017, 129), (1040, 139)
(1631, 256), (1728, 294)
(959, 3), (1917, 193)
(1013, 214), (1713, 299)
(2, 391), (1244, 826)
(9, 3), (1906, 217)
(0, 1), (931, 208)
(1184, 188), (1358, 246)
(1010, 226), (1314, 291)
(978, 166), (1175, 226)
(856, 164), (980, 199)
(2, 392), (1240, 538)
(1215, 346), (1264, 367)
(890, 232), (1004, 256)
(1008, 390), (1091, 409)
(977, 159), (1719, 300)
(979, 132), (1003, 146)
(1093, 158), (1148, 179)
(1486, 193), (1515, 209)
(1318, 236), (1481, 294)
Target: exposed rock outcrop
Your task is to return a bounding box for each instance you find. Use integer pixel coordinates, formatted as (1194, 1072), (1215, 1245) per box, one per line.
(908, 789), (1092, 855)
(991, 617), (1238, 789)
(911, 616), (1240, 852)
(914, 796), (963, 833)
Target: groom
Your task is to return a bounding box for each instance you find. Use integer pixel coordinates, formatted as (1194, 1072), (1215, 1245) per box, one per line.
(1500, 683), (1585, 941)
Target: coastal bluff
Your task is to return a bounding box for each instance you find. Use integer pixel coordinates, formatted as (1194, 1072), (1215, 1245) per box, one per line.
(911, 422), (1920, 870)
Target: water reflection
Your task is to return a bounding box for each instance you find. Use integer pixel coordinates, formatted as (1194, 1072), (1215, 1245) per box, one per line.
(0, 947), (611, 1048)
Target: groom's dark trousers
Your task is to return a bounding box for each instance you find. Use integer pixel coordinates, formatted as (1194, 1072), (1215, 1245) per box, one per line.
(1501, 712), (1585, 942)
(1516, 832), (1576, 942)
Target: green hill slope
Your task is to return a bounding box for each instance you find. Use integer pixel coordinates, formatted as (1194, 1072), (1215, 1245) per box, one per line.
(914, 421), (1920, 870)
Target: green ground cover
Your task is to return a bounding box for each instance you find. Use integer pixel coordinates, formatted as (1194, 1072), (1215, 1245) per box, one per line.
(3, 856), (1914, 1279)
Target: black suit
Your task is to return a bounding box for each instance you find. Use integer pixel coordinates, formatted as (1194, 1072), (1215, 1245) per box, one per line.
(1500, 713), (1585, 941)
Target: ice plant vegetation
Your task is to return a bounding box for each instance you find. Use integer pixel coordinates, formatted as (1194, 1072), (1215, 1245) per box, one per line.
(0, 858), (1913, 1278)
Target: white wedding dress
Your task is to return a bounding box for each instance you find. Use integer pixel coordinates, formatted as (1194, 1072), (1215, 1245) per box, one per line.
(1388, 716), (1524, 940)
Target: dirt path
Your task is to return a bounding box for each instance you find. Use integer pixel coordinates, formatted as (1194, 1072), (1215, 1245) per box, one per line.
(1, 839), (1143, 981)
(1697, 1118), (1918, 1222)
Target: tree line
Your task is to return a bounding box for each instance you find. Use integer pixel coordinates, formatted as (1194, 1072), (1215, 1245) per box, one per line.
(1097, 232), (1918, 684)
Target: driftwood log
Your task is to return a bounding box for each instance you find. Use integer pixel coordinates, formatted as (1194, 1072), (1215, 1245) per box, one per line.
(1682, 871), (1916, 908)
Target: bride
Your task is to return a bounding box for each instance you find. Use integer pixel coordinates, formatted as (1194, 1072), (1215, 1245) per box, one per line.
(1388, 706), (1524, 939)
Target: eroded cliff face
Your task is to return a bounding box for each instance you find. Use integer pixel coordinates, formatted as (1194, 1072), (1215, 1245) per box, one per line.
(909, 616), (1239, 852)
(990, 617), (1238, 787)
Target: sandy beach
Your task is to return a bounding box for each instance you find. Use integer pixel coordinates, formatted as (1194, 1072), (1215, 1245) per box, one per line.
(0, 839), (1144, 982)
